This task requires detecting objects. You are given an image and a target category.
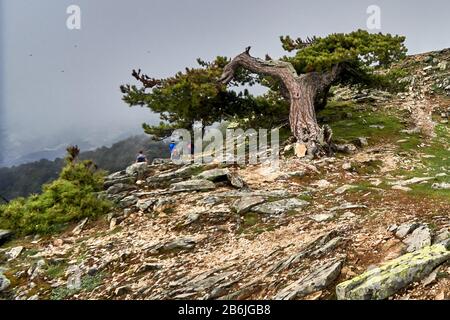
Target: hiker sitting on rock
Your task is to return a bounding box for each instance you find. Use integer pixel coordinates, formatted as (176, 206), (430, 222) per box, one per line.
(135, 150), (147, 163)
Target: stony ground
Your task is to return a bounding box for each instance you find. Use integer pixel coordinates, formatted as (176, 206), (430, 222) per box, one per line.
(0, 49), (449, 301)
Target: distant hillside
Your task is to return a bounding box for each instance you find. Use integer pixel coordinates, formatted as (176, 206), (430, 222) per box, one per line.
(0, 135), (169, 200)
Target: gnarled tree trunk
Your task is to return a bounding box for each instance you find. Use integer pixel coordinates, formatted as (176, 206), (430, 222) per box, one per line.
(219, 49), (342, 158)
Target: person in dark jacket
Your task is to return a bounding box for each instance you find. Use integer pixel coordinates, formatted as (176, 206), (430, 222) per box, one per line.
(135, 150), (147, 163)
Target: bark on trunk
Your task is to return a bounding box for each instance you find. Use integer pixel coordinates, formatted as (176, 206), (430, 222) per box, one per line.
(219, 50), (341, 158)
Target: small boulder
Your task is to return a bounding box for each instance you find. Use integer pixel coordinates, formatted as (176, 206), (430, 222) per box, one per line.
(114, 285), (132, 296)
(125, 162), (149, 179)
(0, 273), (11, 292)
(0, 230), (12, 245)
(6, 246), (24, 261)
(227, 172), (247, 189)
(311, 179), (331, 189)
(342, 162), (352, 170)
(119, 195), (139, 208)
(403, 225), (432, 252)
(335, 144), (357, 154)
(136, 198), (156, 212)
(196, 168), (230, 182)
(434, 229), (450, 244)
(252, 198), (309, 215)
(149, 237), (197, 254)
(232, 196), (265, 214)
(309, 212), (335, 222)
(353, 137), (368, 148)
(395, 222), (420, 238)
(106, 183), (136, 195)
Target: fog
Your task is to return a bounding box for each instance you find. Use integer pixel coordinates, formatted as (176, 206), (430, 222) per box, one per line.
(1, 0), (449, 166)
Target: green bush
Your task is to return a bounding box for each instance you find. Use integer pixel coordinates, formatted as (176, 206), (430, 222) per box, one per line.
(0, 152), (111, 236)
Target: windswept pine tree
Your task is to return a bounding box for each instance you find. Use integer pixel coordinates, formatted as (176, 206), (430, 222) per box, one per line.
(121, 30), (407, 157)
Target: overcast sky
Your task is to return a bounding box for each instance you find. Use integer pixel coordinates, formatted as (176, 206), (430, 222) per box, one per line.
(1, 0), (449, 165)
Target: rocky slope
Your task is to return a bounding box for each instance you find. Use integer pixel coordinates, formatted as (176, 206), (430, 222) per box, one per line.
(0, 49), (449, 300)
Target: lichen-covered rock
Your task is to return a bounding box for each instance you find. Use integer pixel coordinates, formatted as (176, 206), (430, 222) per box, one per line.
(171, 179), (216, 192)
(336, 243), (450, 300)
(252, 198), (309, 215)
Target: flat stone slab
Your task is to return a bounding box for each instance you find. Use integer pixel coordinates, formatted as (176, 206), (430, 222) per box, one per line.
(336, 243), (450, 300)
(196, 168), (229, 181)
(171, 179), (216, 192)
(252, 198), (309, 215)
(148, 237), (197, 254)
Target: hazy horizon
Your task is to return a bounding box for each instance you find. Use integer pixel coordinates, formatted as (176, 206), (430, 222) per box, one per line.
(1, 0), (450, 166)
